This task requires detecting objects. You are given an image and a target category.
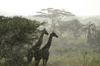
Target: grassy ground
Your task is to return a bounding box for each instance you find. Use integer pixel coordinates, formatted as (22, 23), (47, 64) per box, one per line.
(0, 35), (100, 66)
(38, 53), (100, 66)
(1, 53), (100, 66)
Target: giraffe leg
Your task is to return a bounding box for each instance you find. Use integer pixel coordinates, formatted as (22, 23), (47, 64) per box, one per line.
(35, 58), (41, 66)
(43, 57), (49, 66)
(43, 59), (46, 66)
(28, 58), (32, 63)
(27, 57), (33, 66)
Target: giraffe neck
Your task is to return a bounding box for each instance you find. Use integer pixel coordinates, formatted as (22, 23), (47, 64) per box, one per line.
(42, 34), (53, 50)
(31, 32), (44, 50)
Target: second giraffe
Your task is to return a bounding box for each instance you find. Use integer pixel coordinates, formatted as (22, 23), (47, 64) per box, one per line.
(34, 31), (58, 66)
(26, 28), (49, 65)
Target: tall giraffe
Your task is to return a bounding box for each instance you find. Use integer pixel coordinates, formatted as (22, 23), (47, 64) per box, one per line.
(26, 28), (48, 65)
(34, 31), (58, 66)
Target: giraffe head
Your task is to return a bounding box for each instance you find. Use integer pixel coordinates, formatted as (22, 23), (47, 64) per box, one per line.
(43, 28), (49, 35)
(51, 31), (58, 38)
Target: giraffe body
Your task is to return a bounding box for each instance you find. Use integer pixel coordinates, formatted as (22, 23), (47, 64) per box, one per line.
(26, 28), (48, 65)
(34, 31), (58, 66)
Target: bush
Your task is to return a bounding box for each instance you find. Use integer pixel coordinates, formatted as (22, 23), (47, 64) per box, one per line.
(0, 16), (44, 65)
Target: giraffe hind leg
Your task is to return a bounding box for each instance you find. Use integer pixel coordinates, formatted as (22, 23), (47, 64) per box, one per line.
(27, 57), (33, 66)
(43, 58), (48, 66)
(35, 58), (41, 66)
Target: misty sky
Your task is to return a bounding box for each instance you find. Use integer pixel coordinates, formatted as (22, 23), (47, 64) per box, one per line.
(0, 0), (100, 16)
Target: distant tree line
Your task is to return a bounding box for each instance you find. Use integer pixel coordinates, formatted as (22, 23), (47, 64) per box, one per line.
(35, 8), (100, 52)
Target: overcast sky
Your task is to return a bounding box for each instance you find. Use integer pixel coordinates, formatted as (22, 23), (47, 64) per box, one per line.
(0, 0), (100, 16)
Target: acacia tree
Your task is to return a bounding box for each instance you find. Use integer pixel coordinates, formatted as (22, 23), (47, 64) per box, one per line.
(34, 8), (75, 31)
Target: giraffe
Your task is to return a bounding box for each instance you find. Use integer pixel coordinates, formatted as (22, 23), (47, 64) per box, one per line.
(34, 31), (58, 66)
(26, 28), (49, 65)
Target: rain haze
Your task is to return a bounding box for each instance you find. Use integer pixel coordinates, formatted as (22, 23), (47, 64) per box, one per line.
(0, 0), (100, 66)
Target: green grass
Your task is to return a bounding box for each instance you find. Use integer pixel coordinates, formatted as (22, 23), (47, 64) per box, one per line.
(46, 53), (100, 66)
(0, 35), (100, 66)
(1, 53), (100, 66)
(25, 52), (100, 66)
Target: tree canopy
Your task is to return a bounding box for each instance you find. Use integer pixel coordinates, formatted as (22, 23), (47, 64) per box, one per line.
(0, 16), (44, 66)
(34, 8), (75, 30)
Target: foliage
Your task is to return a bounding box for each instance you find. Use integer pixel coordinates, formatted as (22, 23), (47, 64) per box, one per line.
(57, 19), (82, 38)
(0, 15), (100, 66)
(0, 28), (100, 66)
(82, 22), (96, 43)
(89, 30), (100, 52)
(0, 16), (44, 65)
(95, 30), (100, 47)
